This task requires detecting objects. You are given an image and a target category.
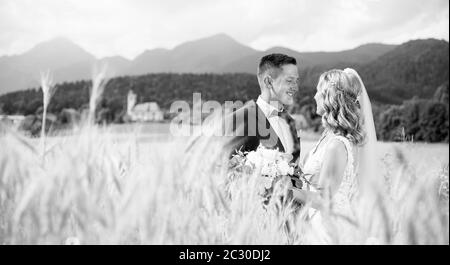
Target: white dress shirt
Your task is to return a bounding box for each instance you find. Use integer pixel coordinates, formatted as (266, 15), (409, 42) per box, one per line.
(256, 96), (294, 154)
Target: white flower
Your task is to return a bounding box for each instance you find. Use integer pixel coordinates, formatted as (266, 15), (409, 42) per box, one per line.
(280, 153), (293, 163)
(277, 159), (294, 176)
(245, 151), (261, 167)
(261, 163), (277, 177)
(258, 147), (279, 163)
(262, 176), (274, 189)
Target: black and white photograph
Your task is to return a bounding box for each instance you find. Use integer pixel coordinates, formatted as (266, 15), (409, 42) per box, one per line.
(0, 0), (448, 248)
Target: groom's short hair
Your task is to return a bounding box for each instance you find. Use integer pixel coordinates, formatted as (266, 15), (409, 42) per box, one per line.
(257, 53), (296, 79)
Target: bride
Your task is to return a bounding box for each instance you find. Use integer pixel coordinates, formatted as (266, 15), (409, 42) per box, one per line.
(290, 68), (377, 244)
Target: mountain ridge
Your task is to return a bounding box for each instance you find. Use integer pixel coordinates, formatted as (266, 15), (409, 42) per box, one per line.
(1, 34), (446, 96)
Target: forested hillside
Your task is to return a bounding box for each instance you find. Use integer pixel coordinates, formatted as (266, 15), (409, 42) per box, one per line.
(0, 39), (448, 142)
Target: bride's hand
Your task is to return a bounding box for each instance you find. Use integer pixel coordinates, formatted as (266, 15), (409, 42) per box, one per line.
(289, 186), (324, 210)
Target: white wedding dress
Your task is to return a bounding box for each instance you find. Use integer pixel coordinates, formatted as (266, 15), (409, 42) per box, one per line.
(301, 132), (359, 244)
(296, 68), (377, 244)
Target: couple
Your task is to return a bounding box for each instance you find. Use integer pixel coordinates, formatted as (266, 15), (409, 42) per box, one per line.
(225, 53), (377, 243)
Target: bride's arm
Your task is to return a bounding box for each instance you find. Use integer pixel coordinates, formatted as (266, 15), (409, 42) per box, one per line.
(291, 188), (324, 210)
(291, 139), (347, 210)
(300, 150), (309, 168)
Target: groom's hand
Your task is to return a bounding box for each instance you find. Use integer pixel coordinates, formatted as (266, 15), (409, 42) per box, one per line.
(289, 165), (304, 189)
(290, 175), (303, 189)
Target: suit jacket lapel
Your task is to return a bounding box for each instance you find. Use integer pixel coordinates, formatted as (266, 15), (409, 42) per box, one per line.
(282, 112), (301, 163)
(254, 102), (285, 152)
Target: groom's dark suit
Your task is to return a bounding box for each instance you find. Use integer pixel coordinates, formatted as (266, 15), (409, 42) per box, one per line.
(224, 99), (300, 163)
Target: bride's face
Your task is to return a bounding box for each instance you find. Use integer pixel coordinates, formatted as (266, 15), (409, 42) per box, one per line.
(314, 86), (325, 116)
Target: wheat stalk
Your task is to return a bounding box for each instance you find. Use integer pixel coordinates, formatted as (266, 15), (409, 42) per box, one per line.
(0, 126), (447, 244)
(39, 70), (56, 162)
(88, 64), (108, 125)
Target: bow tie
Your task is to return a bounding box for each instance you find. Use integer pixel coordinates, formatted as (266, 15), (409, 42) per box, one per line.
(268, 108), (288, 119)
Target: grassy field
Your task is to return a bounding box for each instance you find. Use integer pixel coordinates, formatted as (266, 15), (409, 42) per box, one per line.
(0, 122), (448, 244)
(110, 122), (449, 178)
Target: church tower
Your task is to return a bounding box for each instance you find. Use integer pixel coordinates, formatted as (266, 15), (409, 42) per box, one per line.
(127, 90), (137, 115)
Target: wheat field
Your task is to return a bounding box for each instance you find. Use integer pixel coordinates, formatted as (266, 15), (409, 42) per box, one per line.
(0, 122), (448, 245)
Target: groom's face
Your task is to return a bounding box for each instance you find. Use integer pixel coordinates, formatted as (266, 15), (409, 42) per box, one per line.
(270, 64), (299, 106)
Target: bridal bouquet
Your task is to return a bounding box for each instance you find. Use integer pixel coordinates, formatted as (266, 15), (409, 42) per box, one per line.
(228, 145), (308, 204)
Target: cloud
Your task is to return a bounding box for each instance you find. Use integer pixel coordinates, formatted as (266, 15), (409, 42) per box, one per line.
(248, 0), (449, 51)
(0, 0), (448, 59)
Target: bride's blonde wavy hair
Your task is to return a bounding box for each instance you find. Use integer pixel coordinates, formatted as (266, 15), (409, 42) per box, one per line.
(317, 69), (365, 145)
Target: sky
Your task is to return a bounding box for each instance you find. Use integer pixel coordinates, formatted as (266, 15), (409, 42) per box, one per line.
(0, 0), (448, 59)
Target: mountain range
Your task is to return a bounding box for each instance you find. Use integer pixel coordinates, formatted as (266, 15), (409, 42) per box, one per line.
(0, 33), (399, 95)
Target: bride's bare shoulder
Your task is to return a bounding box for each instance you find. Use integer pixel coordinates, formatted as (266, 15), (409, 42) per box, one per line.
(325, 138), (348, 160)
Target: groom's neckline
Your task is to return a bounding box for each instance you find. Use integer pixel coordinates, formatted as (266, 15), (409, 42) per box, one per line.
(252, 99), (286, 153)
(256, 96), (284, 118)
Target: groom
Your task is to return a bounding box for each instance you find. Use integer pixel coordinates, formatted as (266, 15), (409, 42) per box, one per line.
(224, 53), (301, 163)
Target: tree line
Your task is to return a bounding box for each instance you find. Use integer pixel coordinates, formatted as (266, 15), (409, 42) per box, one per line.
(0, 73), (448, 142)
